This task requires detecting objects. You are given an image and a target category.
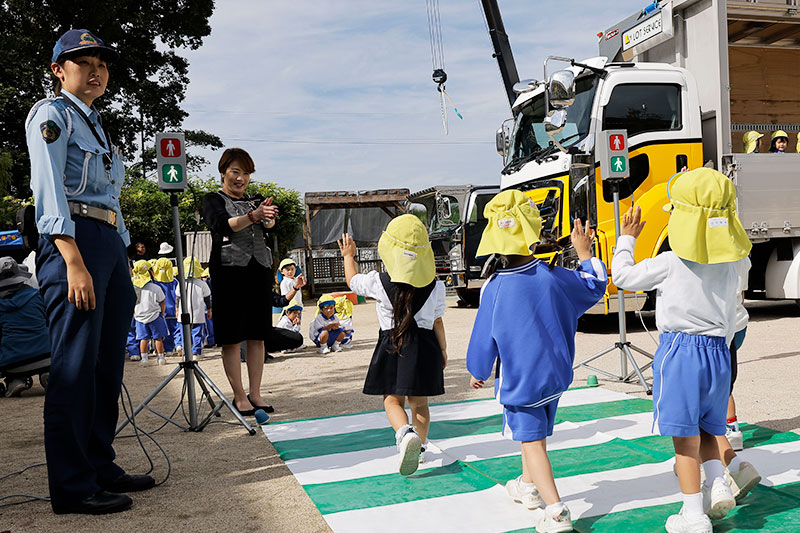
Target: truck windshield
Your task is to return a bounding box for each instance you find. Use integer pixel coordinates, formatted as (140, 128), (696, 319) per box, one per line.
(508, 74), (598, 162)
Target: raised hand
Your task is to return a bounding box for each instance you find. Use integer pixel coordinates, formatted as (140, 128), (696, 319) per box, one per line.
(571, 218), (596, 262)
(620, 205), (646, 238)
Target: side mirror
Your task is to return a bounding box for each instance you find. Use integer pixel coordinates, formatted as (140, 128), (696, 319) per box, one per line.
(496, 127), (506, 157)
(544, 109), (567, 135)
(547, 69), (575, 108)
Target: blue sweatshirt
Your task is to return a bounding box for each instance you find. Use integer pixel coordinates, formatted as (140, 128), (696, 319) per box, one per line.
(467, 258), (607, 407)
(0, 286), (51, 368)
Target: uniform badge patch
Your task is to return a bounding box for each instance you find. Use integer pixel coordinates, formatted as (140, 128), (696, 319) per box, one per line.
(40, 120), (61, 143)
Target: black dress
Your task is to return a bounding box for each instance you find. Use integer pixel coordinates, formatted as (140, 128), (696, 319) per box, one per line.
(363, 273), (445, 397)
(202, 192), (273, 345)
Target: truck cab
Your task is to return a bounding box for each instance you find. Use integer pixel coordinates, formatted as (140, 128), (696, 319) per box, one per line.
(407, 185), (500, 306)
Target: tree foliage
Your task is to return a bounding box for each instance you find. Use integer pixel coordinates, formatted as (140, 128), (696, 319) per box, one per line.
(0, 0), (217, 196)
(119, 173), (306, 260)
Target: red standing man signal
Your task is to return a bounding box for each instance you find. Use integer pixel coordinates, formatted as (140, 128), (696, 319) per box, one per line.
(610, 134), (625, 151)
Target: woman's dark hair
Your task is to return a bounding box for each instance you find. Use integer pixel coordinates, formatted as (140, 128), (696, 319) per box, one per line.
(52, 49), (106, 96)
(390, 283), (416, 354)
(218, 148), (256, 175)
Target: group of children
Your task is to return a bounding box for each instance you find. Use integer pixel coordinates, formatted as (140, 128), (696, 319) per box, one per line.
(127, 256), (213, 364)
(332, 167), (758, 533)
(742, 129), (797, 153)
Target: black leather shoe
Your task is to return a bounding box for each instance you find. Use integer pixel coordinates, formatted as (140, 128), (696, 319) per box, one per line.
(247, 394), (275, 413)
(101, 473), (156, 493)
(52, 491), (132, 515)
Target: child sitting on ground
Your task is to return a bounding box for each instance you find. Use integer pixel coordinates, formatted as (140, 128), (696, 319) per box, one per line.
(466, 190), (606, 533)
(276, 302), (303, 334)
(175, 257), (211, 361)
(132, 260), (168, 365)
(339, 214), (447, 476)
(611, 168), (752, 533)
(308, 294), (345, 354)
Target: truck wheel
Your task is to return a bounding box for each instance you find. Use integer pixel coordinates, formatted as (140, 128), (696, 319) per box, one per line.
(456, 288), (480, 308)
(0, 381), (6, 397)
(39, 372), (49, 390)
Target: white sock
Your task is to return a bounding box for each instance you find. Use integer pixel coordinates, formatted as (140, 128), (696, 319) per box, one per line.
(727, 455), (744, 473)
(545, 501), (565, 516)
(395, 424), (413, 441)
(702, 459), (725, 487)
(682, 491), (704, 519)
(518, 477), (536, 490)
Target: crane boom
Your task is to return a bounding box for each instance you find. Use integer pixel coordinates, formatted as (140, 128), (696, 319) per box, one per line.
(479, 0), (520, 109)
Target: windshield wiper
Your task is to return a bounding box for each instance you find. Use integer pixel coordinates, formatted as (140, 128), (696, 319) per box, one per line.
(502, 145), (545, 175)
(534, 132), (587, 164)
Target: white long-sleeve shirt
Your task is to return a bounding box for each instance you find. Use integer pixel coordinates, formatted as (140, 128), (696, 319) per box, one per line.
(611, 235), (742, 343)
(734, 257), (751, 333)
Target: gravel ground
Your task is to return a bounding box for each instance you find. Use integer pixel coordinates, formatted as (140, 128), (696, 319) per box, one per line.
(1, 298), (797, 532)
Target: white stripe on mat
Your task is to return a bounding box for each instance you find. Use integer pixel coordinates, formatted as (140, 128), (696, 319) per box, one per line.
(322, 440), (800, 533)
(264, 388), (631, 442)
(287, 412), (654, 485)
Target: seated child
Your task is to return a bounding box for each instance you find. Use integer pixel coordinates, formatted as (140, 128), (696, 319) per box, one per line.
(309, 294), (345, 354)
(334, 296), (355, 347)
(275, 302), (304, 353)
(0, 257), (50, 397)
(276, 302), (303, 334)
(466, 191), (606, 532)
(611, 168), (752, 532)
(132, 260), (168, 365)
(175, 257), (211, 361)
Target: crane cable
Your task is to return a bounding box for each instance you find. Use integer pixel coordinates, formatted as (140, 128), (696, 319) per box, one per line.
(426, 0), (462, 134)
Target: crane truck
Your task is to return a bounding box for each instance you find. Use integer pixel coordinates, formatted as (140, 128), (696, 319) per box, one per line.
(482, 0), (800, 311)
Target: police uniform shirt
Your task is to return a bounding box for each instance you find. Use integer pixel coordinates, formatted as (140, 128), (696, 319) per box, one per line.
(348, 270), (446, 331)
(612, 235), (743, 344)
(26, 89), (129, 245)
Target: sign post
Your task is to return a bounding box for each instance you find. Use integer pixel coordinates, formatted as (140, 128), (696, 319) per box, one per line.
(156, 132), (187, 192)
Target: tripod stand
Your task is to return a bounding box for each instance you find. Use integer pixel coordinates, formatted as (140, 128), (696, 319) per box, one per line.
(116, 193), (256, 436)
(573, 181), (653, 394)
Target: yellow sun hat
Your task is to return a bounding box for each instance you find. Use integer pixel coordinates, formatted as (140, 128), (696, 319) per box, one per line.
(742, 131), (763, 153)
(132, 259), (152, 288)
(183, 256), (203, 278)
(152, 257), (174, 283)
(377, 214), (435, 288)
(476, 189), (542, 257)
(279, 258), (296, 271)
(316, 293), (336, 317)
(335, 296), (354, 320)
(796, 132), (800, 153)
(282, 301), (303, 317)
(662, 168), (752, 264)
(771, 130), (789, 142)
(201, 267), (210, 278)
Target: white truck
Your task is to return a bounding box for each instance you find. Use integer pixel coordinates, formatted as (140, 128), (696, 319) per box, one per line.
(486, 0), (800, 309)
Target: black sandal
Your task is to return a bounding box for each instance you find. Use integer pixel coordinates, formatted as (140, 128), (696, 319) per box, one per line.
(232, 400), (255, 417)
(247, 394), (275, 413)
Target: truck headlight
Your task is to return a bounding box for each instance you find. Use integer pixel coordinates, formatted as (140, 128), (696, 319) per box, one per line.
(449, 244), (464, 271)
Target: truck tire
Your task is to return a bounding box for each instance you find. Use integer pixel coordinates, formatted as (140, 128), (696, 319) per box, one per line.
(456, 288), (480, 308)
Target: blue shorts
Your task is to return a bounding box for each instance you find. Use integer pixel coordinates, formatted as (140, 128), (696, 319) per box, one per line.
(652, 332), (731, 437)
(313, 328), (343, 347)
(135, 316), (168, 341)
(502, 400), (559, 442)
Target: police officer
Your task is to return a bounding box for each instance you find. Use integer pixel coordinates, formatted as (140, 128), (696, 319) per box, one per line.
(26, 29), (152, 514)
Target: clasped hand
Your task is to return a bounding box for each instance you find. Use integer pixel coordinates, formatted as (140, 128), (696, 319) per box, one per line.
(252, 197), (279, 223)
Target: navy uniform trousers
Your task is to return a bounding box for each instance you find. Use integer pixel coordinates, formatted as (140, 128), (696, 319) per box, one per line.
(37, 217), (136, 506)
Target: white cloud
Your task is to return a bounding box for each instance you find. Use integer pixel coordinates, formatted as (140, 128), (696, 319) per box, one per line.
(180, 0), (648, 193)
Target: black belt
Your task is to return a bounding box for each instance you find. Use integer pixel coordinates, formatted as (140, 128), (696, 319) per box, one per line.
(68, 202), (118, 229)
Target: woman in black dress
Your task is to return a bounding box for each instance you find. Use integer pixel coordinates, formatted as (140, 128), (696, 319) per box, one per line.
(202, 148), (277, 415)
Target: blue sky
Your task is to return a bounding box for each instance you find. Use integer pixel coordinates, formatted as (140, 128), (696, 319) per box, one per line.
(181, 0), (649, 193)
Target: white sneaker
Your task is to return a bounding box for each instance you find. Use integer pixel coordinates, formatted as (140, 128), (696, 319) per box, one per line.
(331, 341), (342, 352)
(702, 477), (735, 520)
(157, 354), (166, 365)
(321, 345), (331, 355)
(396, 427), (422, 476)
(140, 353), (150, 364)
(175, 346), (183, 357)
(129, 354), (142, 362)
(726, 426), (744, 451)
(665, 510), (712, 533)
(505, 475), (545, 509)
(535, 502), (573, 533)
(725, 461), (761, 501)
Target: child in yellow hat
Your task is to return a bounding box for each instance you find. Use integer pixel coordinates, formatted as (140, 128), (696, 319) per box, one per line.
(769, 130), (788, 153)
(278, 258), (305, 308)
(611, 167), (754, 532)
(151, 257), (180, 355)
(131, 260), (168, 365)
(465, 190), (605, 532)
(308, 294), (345, 354)
(338, 214), (447, 476)
(176, 257), (211, 360)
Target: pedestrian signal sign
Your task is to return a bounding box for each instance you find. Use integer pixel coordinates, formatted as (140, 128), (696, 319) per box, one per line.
(156, 132), (187, 191)
(599, 129), (629, 180)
